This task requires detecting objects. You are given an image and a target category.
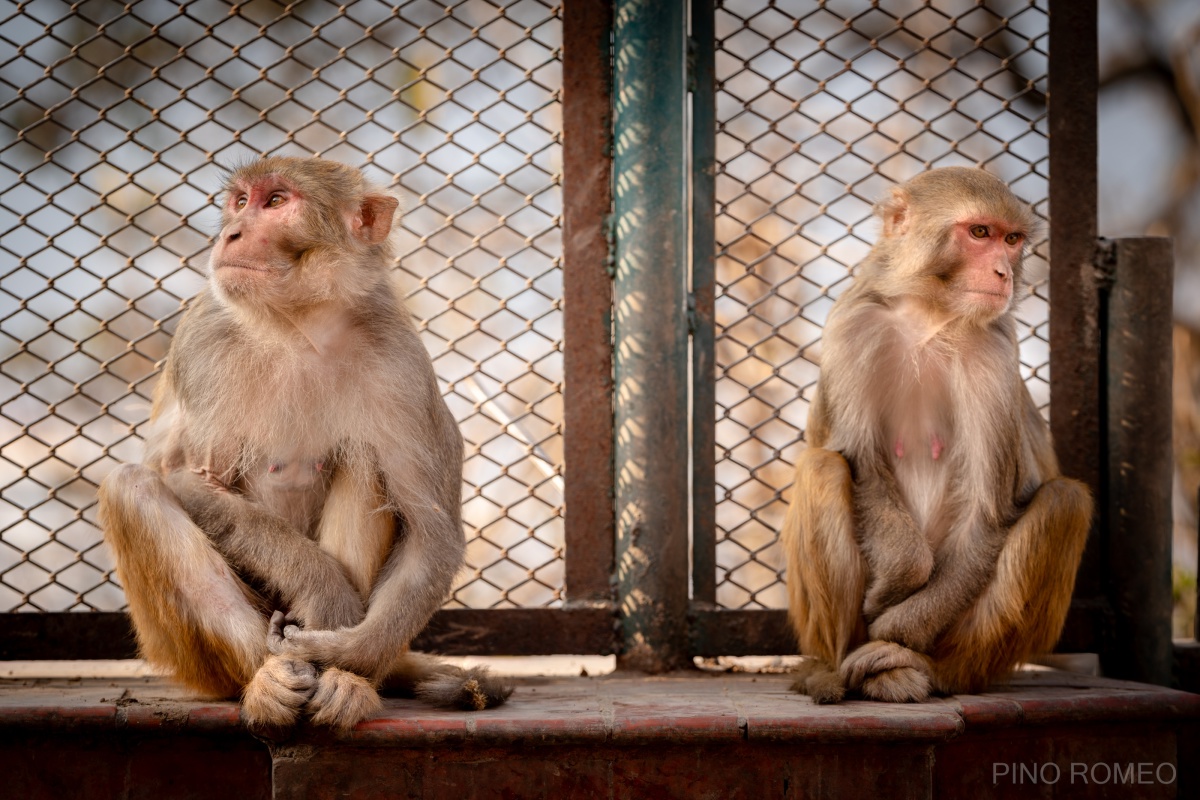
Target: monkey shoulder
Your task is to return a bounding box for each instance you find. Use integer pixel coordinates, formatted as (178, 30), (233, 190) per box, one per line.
(166, 293), (246, 390)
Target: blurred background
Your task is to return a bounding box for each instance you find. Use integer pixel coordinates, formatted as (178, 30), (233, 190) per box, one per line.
(0, 0), (1196, 641)
(1098, 0), (1200, 636)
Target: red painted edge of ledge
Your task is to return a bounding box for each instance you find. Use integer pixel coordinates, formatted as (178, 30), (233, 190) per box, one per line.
(1, 673), (1197, 746)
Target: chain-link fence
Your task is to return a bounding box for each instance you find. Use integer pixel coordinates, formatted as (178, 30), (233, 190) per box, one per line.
(1, 0), (1057, 651)
(0, 0), (564, 614)
(710, 0), (1051, 610)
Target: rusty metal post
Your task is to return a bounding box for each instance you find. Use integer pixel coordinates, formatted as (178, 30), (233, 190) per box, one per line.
(563, 0), (616, 611)
(1104, 236), (1175, 686)
(1048, 0), (1108, 654)
(613, 0), (690, 671)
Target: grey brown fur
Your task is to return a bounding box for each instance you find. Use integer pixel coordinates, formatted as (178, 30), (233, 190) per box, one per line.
(99, 157), (510, 732)
(783, 168), (1092, 702)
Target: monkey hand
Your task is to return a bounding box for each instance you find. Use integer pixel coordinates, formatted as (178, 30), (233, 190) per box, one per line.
(267, 614), (393, 681)
(267, 611), (381, 679)
(268, 610), (343, 663)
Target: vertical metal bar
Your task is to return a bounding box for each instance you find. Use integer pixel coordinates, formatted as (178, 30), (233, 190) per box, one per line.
(1048, 0), (1102, 602)
(1105, 236), (1174, 686)
(613, 0), (690, 671)
(690, 0), (717, 608)
(563, 0), (617, 608)
(1049, 0), (1100, 488)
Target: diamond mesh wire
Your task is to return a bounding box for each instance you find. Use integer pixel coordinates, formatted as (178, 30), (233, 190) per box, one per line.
(0, 0), (564, 613)
(711, 0), (1051, 610)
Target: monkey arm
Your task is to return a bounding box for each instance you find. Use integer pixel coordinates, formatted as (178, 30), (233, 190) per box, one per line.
(866, 516), (1006, 653)
(274, 401), (466, 682)
(854, 461), (934, 621)
(163, 469), (365, 631)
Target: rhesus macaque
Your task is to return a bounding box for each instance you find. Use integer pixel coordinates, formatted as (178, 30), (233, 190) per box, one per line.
(99, 157), (510, 732)
(782, 167), (1092, 703)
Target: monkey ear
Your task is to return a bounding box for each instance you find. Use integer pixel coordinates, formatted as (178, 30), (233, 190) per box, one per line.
(877, 186), (910, 238)
(353, 194), (400, 245)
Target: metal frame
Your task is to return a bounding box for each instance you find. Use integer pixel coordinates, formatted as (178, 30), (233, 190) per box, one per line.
(1, 1), (1179, 679)
(0, 0), (620, 661)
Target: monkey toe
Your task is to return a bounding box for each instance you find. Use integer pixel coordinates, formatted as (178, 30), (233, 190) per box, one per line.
(414, 666), (513, 711)
(860, 667), (931, 703)
(307, 668), (381, 733)
(240, 655), (318, 733)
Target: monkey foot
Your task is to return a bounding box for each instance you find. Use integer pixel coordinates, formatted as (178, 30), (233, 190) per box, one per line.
(860, 666), (931, 703)
(839, 641), (934, 704)
(240, 655), (318, 733)
(790, 659), (846, 704)
(307, 668), (382, 732)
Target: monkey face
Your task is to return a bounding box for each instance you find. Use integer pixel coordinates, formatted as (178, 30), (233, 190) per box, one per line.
(946, 218), (1025, 319)
(210, 173), (305, 297)
(209, 158), (400, 311)
(870, 167), (1036, 325)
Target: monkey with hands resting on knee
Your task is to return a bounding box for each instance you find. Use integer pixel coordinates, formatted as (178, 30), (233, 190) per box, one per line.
(99, 157), (511, 732)
(783, 167), (1092, 703)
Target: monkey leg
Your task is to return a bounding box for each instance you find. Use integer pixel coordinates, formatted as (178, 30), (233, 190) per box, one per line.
(781, 447), (869, 702)
(854, 465), (934, 621)
(380, 652), (513, 711)
(929, 477), (1092, 694)
(98, 464), (268, 698)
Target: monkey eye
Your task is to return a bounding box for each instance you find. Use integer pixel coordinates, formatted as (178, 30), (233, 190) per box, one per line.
(969, 224), (990, 239)
(1004, 232), (1024, 246)
(234, 196), (248, 210)
(267, 193), (285, 208)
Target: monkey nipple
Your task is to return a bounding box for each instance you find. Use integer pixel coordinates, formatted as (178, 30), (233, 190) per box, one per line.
(894, 439), (905, 459)
(931, 434), (944, 461)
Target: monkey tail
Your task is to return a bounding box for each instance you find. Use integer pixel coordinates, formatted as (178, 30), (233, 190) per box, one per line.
(381, 652), (513, 711)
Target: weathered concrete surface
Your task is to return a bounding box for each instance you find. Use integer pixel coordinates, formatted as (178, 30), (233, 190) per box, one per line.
(1, 670), (1196, 798)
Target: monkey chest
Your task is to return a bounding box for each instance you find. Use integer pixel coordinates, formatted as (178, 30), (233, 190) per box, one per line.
(241, 452), (334, 536)
(881, 351), (957, 541)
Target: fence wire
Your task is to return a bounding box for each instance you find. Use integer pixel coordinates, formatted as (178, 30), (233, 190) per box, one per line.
(711, 0), (1051, 610)
(1, 0), (1055, 626)
(0, 0), (564, 613)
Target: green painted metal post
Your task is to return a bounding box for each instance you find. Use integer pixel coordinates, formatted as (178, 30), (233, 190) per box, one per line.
(613, 0), (690, 671)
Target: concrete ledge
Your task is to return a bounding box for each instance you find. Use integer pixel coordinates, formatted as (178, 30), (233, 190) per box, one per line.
(2, 670), (1197, 798)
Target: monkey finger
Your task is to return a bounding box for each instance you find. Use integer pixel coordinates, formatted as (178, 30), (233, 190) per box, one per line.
(267, 610), (288, 654)
(276, 627), (341, 666)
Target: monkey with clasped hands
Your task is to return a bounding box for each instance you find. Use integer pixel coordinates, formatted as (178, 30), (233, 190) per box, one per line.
(783, 167), (1092, 703)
